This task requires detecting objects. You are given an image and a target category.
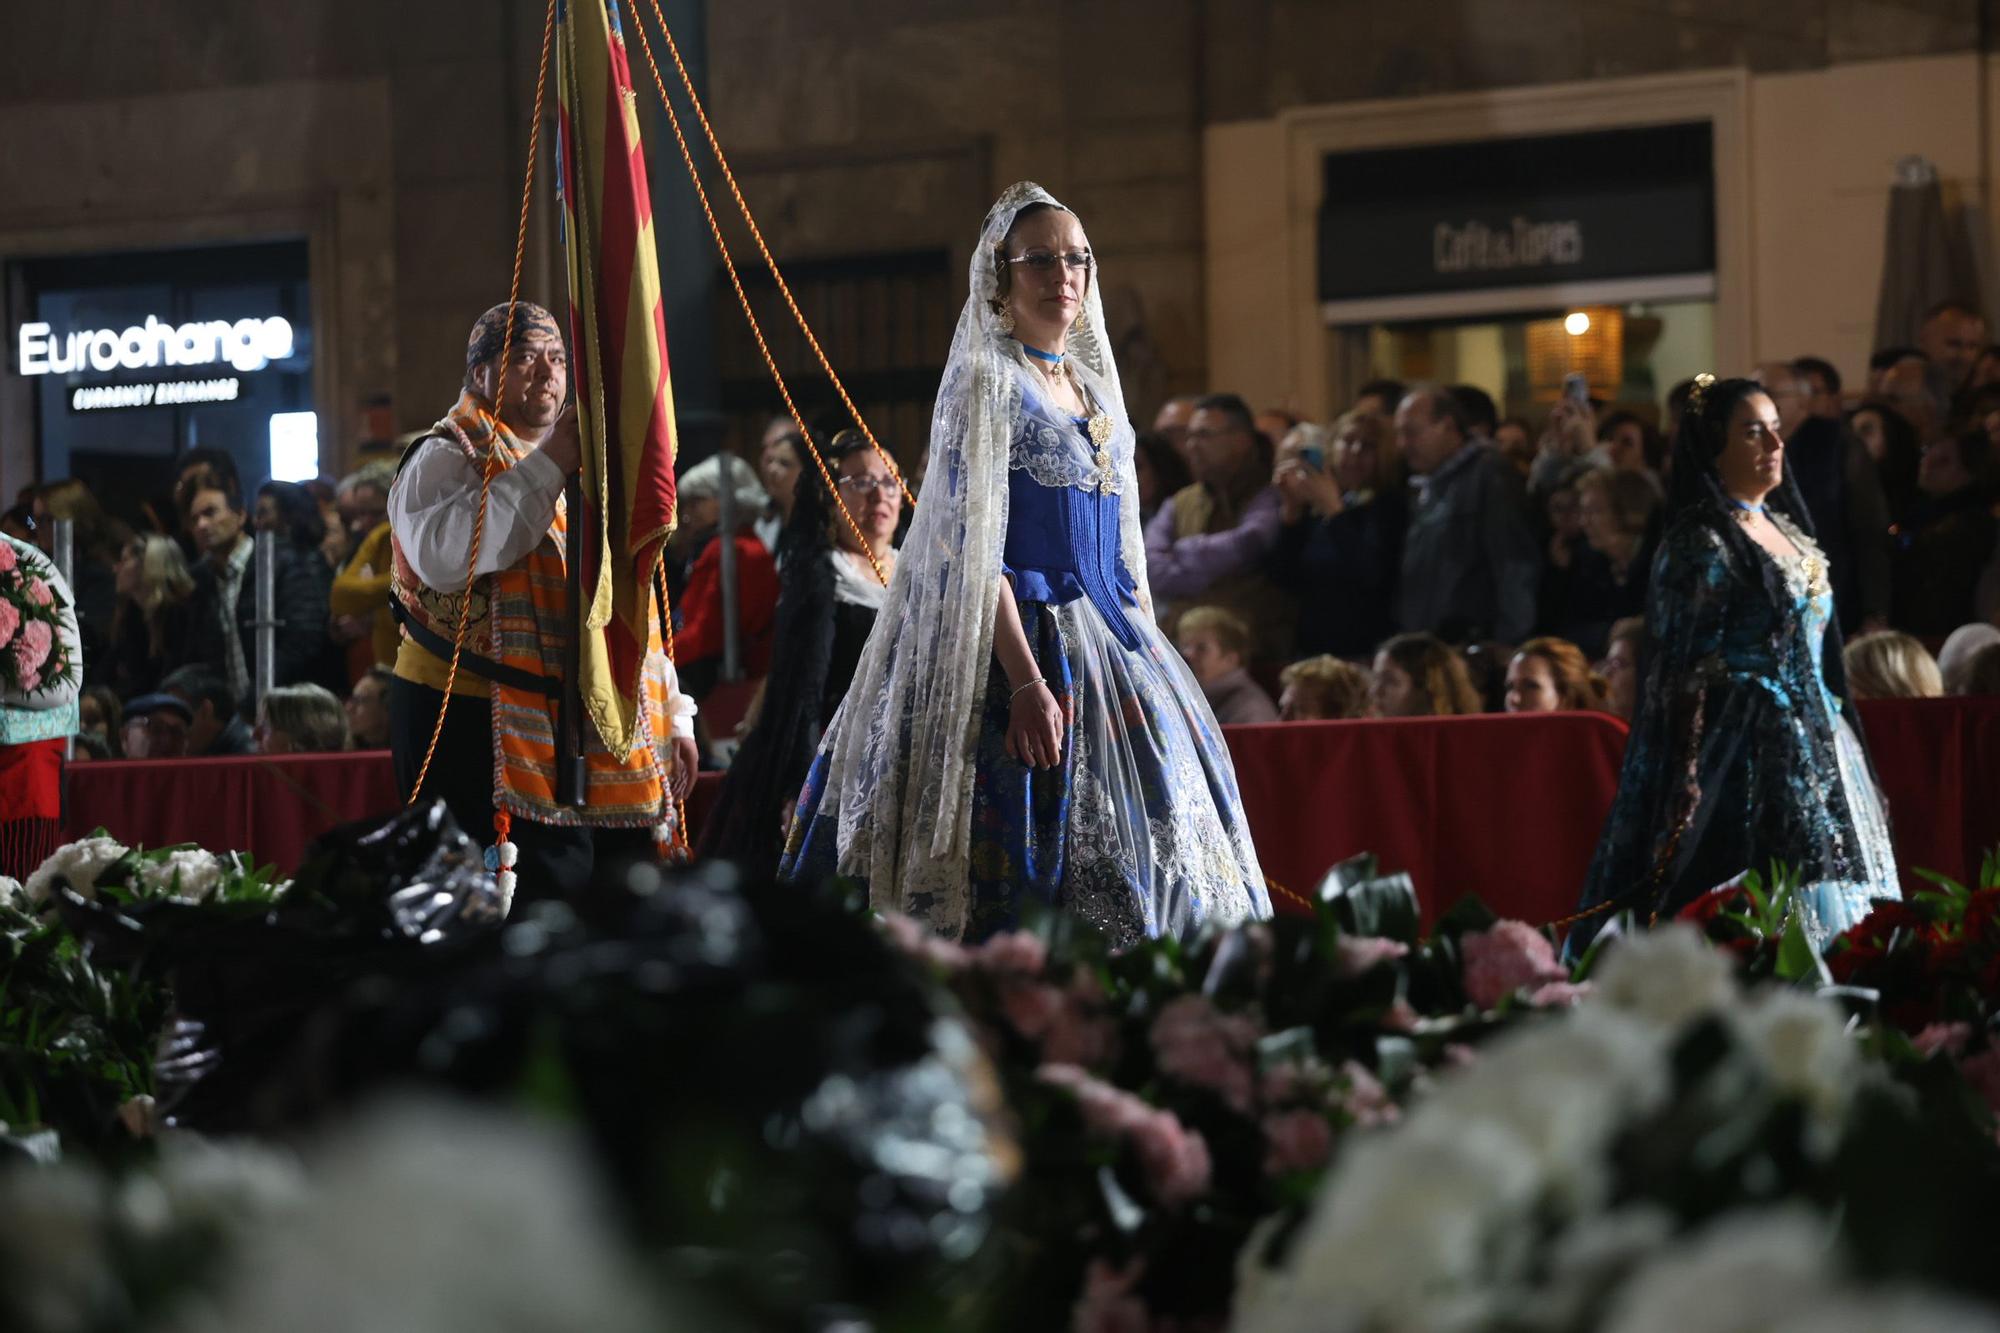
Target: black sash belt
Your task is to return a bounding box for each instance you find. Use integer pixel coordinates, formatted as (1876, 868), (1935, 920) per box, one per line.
(391, 600), (562, 698)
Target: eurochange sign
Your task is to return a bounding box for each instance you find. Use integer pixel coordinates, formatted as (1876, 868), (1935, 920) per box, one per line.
(69, 378), (242, 412)
(18, 315), (296, 377)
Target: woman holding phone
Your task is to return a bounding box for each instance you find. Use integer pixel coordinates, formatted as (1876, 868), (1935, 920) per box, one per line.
(1270, 411), (1406, 659)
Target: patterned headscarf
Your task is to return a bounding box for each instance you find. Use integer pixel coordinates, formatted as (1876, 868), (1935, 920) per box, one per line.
(464, 301), (564, 376)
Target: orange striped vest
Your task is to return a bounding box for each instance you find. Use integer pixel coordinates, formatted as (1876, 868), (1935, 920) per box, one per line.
(395, 392), (673, 829)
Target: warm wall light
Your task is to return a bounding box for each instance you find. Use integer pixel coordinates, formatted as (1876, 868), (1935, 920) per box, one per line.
(1527, 307), (1623, 403)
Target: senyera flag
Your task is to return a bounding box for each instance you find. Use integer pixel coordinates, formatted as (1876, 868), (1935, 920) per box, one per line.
(555, 0), (678, 759)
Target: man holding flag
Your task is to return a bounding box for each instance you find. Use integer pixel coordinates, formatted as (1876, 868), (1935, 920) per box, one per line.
(384, 0), (697, 907)
(385, 302), (696, 906)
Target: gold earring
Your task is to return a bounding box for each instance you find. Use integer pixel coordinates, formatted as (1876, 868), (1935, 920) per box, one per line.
(1071, 307), (1090, 336)
(997, 305), (1015, 335)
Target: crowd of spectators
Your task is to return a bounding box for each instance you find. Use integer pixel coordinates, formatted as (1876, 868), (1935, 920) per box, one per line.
(8, 445), (395, 762)
(17, 299), (2000, 775)
(1145, 297), (2000, 728)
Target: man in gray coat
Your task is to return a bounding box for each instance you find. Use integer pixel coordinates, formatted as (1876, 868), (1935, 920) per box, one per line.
(1394, 385), (1541, 645)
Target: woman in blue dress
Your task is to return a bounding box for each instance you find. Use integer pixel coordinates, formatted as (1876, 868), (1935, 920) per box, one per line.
(1566, 375), (1899, 954)
(780, 182), (1270, 946)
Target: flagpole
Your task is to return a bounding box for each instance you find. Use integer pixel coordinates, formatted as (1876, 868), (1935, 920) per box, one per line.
(553, 2), (586, 809)
(556, 471), (587, 807)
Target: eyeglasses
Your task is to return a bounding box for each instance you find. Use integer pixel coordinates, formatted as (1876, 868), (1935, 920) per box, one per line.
(836, 475), (899, 496)
(1007, 250), (1094, 274)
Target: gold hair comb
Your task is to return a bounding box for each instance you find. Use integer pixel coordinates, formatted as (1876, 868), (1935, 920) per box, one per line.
(1686, 371), (1716, 416)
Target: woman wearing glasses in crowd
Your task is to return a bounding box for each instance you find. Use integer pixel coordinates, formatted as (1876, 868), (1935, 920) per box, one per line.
(780, 183), (1269, 946)
(700, 430), (901, 874)
(1565, 376), (1900, 956)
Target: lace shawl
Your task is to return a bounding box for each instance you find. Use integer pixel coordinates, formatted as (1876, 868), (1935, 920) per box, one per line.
(812, 182), (1147, 934)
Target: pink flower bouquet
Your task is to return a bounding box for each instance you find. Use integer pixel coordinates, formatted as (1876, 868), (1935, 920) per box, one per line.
(0, 540), (73, 697)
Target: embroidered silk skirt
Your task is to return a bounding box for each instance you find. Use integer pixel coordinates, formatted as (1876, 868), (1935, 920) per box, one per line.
(782, 595), (1269, 947)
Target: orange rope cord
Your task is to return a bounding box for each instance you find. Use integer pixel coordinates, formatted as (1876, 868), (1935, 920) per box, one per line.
(622, 5), (888, 587)
(1541, 897), (1626, 931)
(636, 0), (912, 509)
(1271, 869), (1639, 935)
(1270, 867), (1650, 940)
(1264, 874), (1315, 914)
(404, 0), (556, 807)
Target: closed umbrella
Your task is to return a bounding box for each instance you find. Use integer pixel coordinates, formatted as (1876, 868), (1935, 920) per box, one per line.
(1873, 154), (1979, 352)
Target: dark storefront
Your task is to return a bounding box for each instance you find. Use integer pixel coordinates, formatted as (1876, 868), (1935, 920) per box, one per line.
(1318, 123), (1718, 414)
(9, 239), (313, 526)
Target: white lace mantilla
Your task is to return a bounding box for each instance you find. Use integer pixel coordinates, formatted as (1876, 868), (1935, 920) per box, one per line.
(808, 182), (1152, 937)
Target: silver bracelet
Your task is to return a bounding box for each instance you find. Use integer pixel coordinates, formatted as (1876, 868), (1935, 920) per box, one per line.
(1009, 676), (1047, 702)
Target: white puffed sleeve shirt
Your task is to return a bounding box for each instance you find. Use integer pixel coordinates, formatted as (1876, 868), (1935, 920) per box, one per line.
(388, 438), (695, 740)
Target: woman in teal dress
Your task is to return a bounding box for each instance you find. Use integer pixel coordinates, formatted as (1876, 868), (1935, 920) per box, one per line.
(1566, 375), (1900, 954)
(779, 183), (1269, 947)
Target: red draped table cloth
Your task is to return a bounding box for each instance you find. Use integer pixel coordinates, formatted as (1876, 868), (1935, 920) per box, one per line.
(59, 700), (2000, 926)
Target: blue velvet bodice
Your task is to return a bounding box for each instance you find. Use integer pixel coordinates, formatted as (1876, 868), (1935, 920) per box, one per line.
(1001, 400), (1143, 651)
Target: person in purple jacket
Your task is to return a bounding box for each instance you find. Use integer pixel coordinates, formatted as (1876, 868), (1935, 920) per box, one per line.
(1144, 393), (1295, 665)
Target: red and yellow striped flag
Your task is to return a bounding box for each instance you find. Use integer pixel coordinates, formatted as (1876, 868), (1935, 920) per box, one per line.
(555, 0), (678, 759)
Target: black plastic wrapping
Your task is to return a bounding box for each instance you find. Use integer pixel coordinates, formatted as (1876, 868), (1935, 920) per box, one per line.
(71, 803), (1011, 1331)
(50, 801), (506, 1134)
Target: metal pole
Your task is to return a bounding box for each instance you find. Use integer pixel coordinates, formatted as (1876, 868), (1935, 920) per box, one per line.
(51, 519), (74, 761)
(50, 518), (73, 593)
(253, 529), (278, 711)
(717, 458), (741, 681)
(555, 474), (587, 807)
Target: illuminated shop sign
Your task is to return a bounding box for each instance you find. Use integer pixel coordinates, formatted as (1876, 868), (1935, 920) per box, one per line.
(17, 315), (295, 377)
(68, 378), (242, 412)
(1318, 122), (1716, 322)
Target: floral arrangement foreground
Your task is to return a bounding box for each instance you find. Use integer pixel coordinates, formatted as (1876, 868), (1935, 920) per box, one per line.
(1, 829), (1998, 1332)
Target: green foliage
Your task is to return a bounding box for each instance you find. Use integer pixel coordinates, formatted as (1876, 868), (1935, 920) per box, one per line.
(0, 841), (288, 1154)
(1314, 852), (1421, 943)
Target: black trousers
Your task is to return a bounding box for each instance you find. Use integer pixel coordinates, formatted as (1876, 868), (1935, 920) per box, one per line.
(389, 676), (654, 911)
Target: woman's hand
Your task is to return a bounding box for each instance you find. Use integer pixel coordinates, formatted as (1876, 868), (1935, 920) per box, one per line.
(1006, 679), (1067, 769)
(1540, 400), (1594, 459)
(1276, 483), (1305, 526)
(992, 574), (1066, 768)
(1275, 459), (1344, 519)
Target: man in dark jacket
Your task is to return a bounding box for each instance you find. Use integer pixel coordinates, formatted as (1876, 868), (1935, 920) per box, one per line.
(1763, 361), (1891, 632)
(159, 665), (255, 756)
(1893, 429), (1998, 634)
(182, 473), (333, 710)
(1395, 385), (1540, 644)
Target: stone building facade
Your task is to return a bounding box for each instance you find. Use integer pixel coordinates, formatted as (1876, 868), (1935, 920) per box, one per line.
(1, 0), (1992, 498)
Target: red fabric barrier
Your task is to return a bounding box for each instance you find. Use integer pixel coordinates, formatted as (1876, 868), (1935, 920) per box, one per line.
(1856, 697), (2000, 891)
(65, 753), (404, 872)
(57, 701), (2000, 921)
(1223, 714), (1630, 927)
(63, 753), (729, 875)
